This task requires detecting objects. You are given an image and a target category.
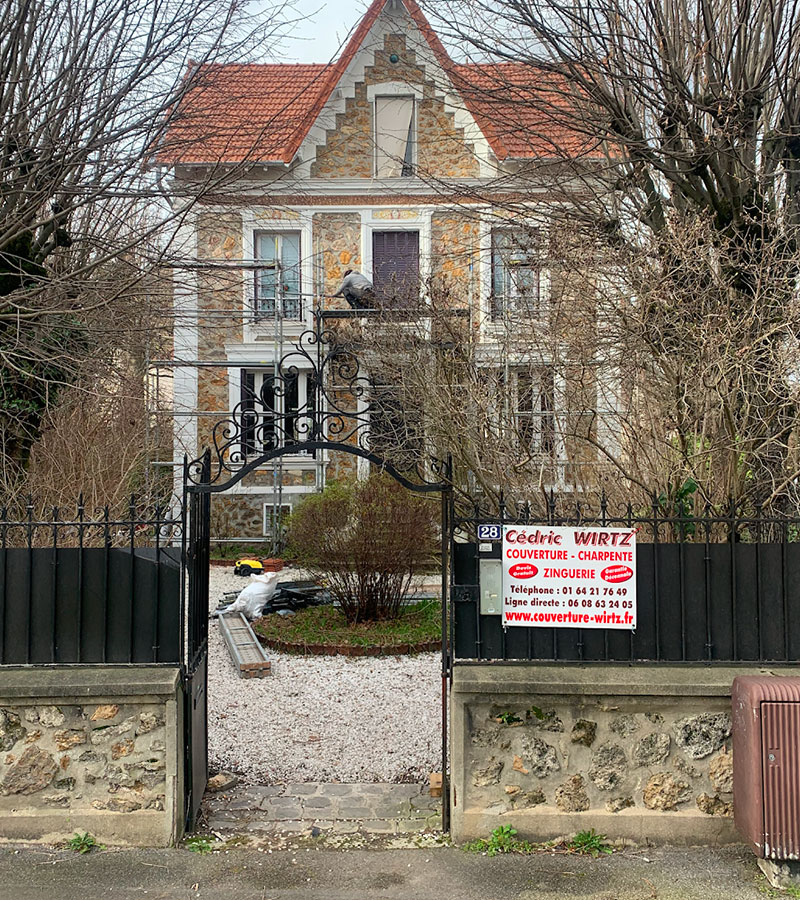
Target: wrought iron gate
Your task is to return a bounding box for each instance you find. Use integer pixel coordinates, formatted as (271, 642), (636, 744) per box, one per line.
(180, 311), (453, 832)
(184, 451), (211, 828)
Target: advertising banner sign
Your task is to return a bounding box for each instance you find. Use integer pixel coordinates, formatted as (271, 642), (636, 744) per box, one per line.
(502, 525), (636, 630)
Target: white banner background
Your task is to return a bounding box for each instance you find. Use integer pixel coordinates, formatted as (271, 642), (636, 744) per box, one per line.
(502, 525), (637, 630)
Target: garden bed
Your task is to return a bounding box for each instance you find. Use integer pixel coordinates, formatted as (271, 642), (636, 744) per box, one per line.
(210, 557), (284, 570)
(253, 601), (442, 656)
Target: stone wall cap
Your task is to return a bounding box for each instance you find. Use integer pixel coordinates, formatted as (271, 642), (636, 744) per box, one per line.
(451, 663), (800, 697)
(0, 666), (181, 700)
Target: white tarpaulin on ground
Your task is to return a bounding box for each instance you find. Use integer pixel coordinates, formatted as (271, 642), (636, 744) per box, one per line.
(225, 572), (281, 620)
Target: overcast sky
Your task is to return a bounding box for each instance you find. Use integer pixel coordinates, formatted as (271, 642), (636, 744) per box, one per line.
(266, 0), (462, 64)
(275, 1), (372, 63)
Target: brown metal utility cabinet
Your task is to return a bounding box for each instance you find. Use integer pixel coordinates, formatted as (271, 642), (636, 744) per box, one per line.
(733, 676), (800, 860)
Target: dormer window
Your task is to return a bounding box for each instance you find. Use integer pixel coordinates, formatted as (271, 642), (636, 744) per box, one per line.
(375, 95), (415, 177)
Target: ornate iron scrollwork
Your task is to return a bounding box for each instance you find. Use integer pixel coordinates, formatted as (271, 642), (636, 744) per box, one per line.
(185, 311), (448, 493)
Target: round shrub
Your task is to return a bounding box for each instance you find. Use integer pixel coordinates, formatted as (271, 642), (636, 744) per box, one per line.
(286, 473), (438, 623)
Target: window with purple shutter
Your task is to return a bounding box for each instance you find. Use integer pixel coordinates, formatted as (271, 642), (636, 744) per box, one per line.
(372, 230), (419, 307)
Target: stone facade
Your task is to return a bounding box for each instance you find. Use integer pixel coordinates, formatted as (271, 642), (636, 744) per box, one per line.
(311, 34), (479, 179)
(327, 448), (359, 483)
(449, 664), (781, 845)
(211, 494), (266, 541)
(0, 668), (182, 847)
(308, 211), (364, 485)
(431, 212), (480, 299)
(176, 9), (598, 532)
(196, 211), (244, 455)
(313, 212), (363, 302)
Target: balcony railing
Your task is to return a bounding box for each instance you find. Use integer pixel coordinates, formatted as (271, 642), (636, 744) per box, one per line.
(253, 295), (303, 321)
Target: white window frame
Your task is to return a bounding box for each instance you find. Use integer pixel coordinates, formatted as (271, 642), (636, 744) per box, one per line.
(368, 83), (424, 180)
(368, 227), (422, 307)
(252, 230), (303, 321)
(512, 367), (556, 458)
(263, 502), (292, 538)
(490, 227), (543, 321)
(479, 214), (550, 333)
(363, 209), (432, 315)
(481, 365), (557, 459)
(240, 366), (316, 458)
(240, 212), (313, 342)
(374, 96), (416, 178)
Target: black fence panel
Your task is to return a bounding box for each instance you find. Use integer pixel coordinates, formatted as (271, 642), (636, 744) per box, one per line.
(453, 530), (800, 664)
(0, 501), (183, 667)
(0, 547), (180, 665)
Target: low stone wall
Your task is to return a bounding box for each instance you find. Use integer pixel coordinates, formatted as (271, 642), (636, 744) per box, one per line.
(0, 668), (183, 847)
(451, 664), (796, 845)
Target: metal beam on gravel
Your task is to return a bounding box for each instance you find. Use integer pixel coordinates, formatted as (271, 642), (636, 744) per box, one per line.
(218, 613), (271, 678)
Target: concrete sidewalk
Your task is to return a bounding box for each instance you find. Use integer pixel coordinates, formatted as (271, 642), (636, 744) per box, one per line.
(0, 843), (773, 900)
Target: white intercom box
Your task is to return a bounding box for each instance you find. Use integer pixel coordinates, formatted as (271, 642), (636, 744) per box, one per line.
(479, 558), (502, 615)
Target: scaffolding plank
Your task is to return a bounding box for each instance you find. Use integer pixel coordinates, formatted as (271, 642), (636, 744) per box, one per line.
(219, 612), (271, 678)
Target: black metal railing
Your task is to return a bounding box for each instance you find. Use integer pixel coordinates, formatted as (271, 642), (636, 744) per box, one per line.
(0, 498), (183, 666)
(252, 295), (303, 321)
(452, 496), (800, 664)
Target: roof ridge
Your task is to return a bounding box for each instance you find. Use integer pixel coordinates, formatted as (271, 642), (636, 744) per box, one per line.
(199, 62), (329, 69)
(280, 0), (388, 161)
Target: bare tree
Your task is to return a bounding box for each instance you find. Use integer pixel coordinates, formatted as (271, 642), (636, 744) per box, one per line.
(401, 0), (800, 513)
(0, 0), (294, 489)
(354, 267), (599, 511)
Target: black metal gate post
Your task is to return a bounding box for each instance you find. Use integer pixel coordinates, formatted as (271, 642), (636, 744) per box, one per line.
(184, 450), (211, 830)
(441, 468), (453, 832)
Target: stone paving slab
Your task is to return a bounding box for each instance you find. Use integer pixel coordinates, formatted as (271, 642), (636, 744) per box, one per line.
(203, 782), (442, 835)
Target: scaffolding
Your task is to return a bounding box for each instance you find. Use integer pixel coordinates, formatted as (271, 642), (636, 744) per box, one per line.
(146, 247), (328, 552)
(146, 248), (468, 549)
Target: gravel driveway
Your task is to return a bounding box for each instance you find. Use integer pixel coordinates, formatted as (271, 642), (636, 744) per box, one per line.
(207, 566), (442, 784)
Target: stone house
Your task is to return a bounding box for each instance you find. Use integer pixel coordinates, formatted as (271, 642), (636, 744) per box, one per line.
(160, 0), (600, 542)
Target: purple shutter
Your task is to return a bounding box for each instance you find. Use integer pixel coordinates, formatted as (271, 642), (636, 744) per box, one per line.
(372, 230), (419, 307)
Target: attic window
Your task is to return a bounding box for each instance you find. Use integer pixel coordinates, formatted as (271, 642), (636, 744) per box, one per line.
(375, 95), (415, 177)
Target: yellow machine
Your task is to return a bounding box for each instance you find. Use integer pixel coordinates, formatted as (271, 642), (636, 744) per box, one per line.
(233, 558), (264, 576)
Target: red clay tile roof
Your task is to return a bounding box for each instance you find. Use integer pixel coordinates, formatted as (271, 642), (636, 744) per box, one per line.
(158, 0), (597, 166)
(159, 0), (394, 165)
(158, 62), (329, 164)
(452, 63), (602, 160)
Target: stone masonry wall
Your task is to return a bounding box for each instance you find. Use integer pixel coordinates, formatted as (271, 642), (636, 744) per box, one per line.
(466, 697), (732, 820)
(0, 703), (168, 814)
(431, 211), (480, 301)
(310, 211), (362, 484)
(450, 665), (784, 845)
(311, 33), (479, 179)
(313, 212), (362, 303)
(0, 669), (181, 847)
(211, 494), (265, 541)
(196, 211), (244, 454)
